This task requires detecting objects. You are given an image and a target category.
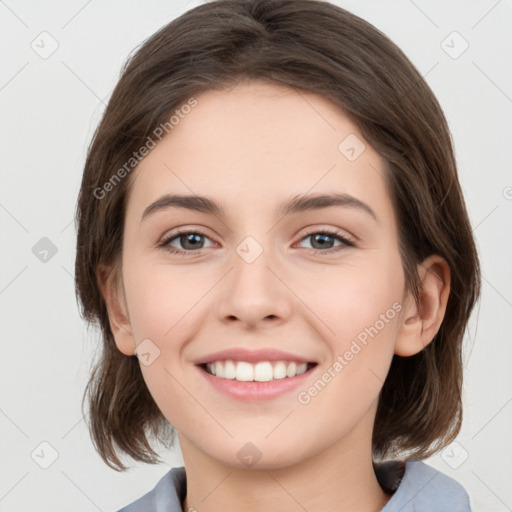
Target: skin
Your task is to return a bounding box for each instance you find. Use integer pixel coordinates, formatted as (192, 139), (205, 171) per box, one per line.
(101, 79), (451, 512)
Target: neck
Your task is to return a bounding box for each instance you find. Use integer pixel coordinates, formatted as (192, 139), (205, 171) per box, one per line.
(180, 407), (391, 512)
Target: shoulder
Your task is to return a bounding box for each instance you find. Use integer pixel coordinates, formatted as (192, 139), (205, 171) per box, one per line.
(116, 467), (186, 512)
(114, 460), (472, 512)
(380, 459), (472, 512)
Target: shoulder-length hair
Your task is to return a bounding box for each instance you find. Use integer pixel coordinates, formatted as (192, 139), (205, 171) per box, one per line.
(75, 0), (480, 470)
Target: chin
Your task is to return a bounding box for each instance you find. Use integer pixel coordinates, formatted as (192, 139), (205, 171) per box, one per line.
(202, 438), (315, 471)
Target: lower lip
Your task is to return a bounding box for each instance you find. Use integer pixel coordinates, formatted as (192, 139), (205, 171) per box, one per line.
(197, 365), (316, 401)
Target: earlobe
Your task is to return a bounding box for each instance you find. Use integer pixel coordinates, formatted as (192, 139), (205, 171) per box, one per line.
(98, 263), (136, 356)
(394, 255), (451, 357)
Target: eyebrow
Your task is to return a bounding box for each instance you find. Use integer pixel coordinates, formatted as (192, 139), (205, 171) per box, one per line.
(140, 192), (378, 223)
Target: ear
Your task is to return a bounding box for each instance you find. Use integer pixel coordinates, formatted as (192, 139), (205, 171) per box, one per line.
(98, 263), (136, 356)
(394, 255), (451, 357)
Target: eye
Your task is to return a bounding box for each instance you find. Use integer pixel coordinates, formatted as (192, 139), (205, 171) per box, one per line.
(296, 229), (355, 254)
(158, 229), (215, 255)
(158, 228), (355, 256)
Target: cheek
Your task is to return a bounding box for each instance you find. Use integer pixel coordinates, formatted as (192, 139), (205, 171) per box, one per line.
(300, 255), (404, 341)
(124, 246), (405, 370)
(123, 260), (208, 343)
(122, 262), (208, 426)
(300, 253), (404, 393)
(118, 246), (406, 466)
(291, 268), (402, 442)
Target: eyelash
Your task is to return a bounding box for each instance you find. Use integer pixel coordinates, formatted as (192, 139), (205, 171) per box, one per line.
(158, 228), (356, 256)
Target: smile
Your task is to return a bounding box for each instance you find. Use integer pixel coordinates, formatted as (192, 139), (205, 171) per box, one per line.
(202, 360), (315, 382)
(194, 348), (319, 400)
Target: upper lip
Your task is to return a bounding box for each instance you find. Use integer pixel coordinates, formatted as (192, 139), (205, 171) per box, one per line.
(194, 348), (315, 365)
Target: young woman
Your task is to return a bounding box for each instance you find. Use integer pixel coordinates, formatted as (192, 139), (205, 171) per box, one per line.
(74, 1), (480, 510)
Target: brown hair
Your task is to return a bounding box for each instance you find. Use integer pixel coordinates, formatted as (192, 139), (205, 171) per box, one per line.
(75, 0), (481, 471)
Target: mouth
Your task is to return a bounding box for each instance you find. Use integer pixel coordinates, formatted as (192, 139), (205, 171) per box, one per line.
(199, 360), (318, 382)
(194, 348), (319, 400)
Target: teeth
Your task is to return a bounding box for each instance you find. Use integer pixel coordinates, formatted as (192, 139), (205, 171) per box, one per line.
(273, 361), (287, 379)
(236, 361), (254, 381)
(296, 363), (307, 375)
(224, 360), (236, 379)
(204, 360), (311, 381)
(286, 362), (297, 377)
(254, 362), (273, 382)
(215, 361), (224, 378)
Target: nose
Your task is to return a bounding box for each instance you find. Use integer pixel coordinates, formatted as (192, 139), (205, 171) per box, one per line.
(215, 243), (292, 330)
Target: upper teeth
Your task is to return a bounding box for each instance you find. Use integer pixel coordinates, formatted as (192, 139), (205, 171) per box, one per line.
(206, 360), (308, 382)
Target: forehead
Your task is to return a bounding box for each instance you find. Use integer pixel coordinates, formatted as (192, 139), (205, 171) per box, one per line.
(127, 80), (393, 222)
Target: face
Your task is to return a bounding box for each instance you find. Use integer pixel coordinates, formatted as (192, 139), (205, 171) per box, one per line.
(114, 80), (409, 470)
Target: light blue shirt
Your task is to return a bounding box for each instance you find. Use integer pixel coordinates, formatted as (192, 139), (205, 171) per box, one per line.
(116, 459), (471, 511)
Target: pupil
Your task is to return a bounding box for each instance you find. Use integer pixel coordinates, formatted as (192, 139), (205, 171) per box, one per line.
(313, 233), (332, 249)
(183, 233), (203, 249)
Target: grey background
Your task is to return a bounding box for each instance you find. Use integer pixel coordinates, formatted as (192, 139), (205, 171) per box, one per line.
(1, 0), (511, 511)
